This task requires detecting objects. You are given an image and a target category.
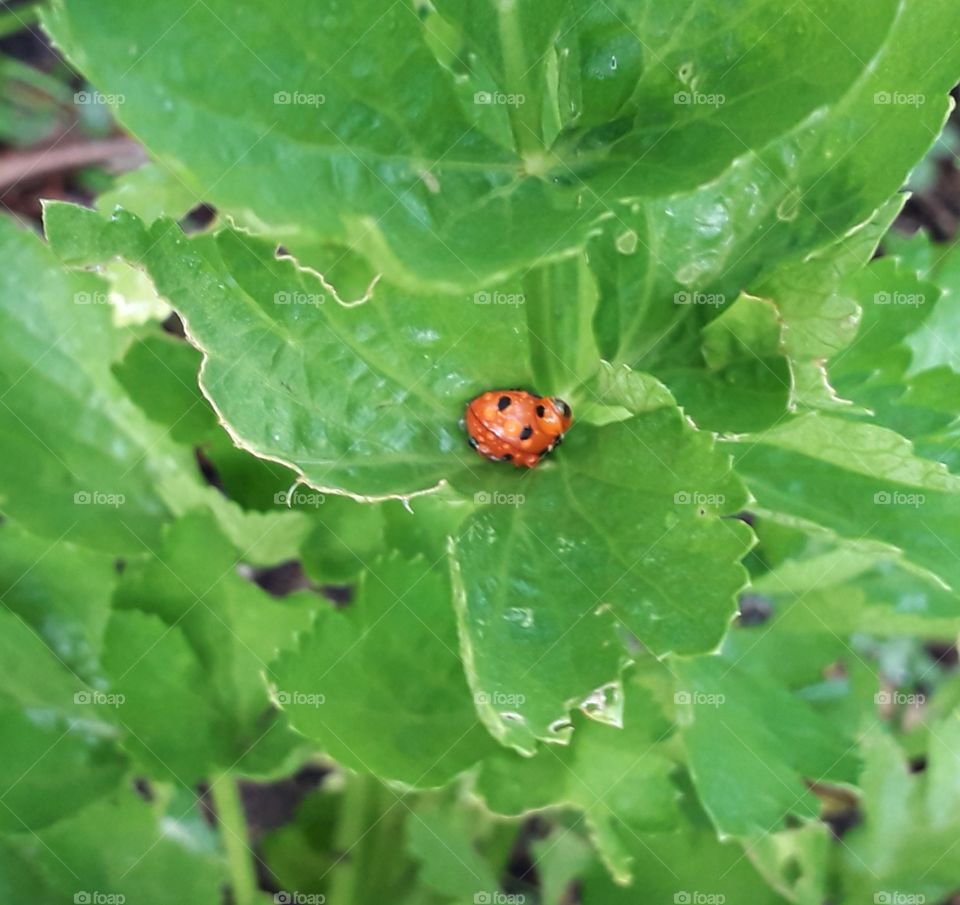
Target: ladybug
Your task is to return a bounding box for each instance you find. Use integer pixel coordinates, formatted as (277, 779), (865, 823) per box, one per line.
(464, 390), (572, 468)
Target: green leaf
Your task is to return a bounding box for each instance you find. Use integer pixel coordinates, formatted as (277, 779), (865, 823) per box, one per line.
(43, 0), (960, 292)
(580, 797), (791, 904)
(476, 682), (678, 883)
(124, 216), (532, 499)
(841, 720), (960, 901)
(729, 413), (960, 593)
(0, 791), (225, 904)
(108, 512), (318, 781)
(0, 702), (126, 834)
(454, 391), (751, 752)
(274, 552), (495, 787)
(0, 519), (116, 680)
(674, 655), (859, 837)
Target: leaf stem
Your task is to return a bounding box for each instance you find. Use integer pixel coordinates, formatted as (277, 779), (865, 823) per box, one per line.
(497, 0), (543, 156)
(327, 771), (376, 905)
(211, 771), (258, 905)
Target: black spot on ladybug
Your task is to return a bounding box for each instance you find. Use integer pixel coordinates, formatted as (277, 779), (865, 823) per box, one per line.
(535, 404), (546, 418)
(520, 426), (533, 440)
(468, 436), (479, 449)
(498, 395), (511, 411)
(502, 453), (513, 461)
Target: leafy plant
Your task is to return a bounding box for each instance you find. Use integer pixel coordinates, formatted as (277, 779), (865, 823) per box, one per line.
(2, 0), (960, 902)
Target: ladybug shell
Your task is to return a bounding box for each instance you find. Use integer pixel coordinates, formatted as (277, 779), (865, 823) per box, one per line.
(465, 390), (572, 468)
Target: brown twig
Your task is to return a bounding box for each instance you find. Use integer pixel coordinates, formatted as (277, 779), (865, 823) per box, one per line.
(0, 137), (146, 195)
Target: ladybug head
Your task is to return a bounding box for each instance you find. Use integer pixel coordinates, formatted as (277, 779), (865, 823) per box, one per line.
(537, 396), (572, 434)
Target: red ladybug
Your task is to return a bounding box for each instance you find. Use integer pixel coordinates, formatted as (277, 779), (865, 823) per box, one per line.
(464, 390), (572, 468)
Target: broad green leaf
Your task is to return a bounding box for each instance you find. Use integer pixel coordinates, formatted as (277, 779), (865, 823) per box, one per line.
(841, 721), (960, 902)
(751, 545), (960, 639)
(0, 520), (116, 680)
(405, 796), (501, 900)
(0, 209), (305, 563)
(274, 552), (496, 787)
(729, 413), (960, 593)
(67, 207), (533, 499)
(674, 655), (859, 837)
(0, 609), (126, 833)
(476, 683), (678, 883)
(455, 393), (752, 752)
(109, 512), (318, 781)
(97, 161), (202, 224)
(0, 791), (225, 904)
(100, 609), (224, 784)
(663, 293), (792, 432)
(0, 703), (125, 834)
(580, 799), (791, 904)
(43, 0), (959, 292)
(111, 331), (217, 445)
